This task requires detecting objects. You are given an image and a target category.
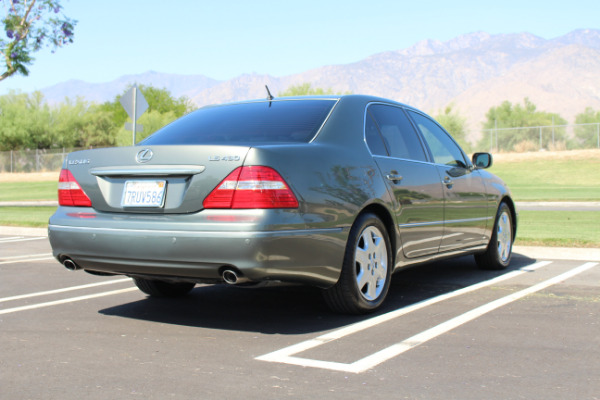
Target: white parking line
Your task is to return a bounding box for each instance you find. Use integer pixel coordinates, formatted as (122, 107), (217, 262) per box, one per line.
(0, 278), (132, 303)
(0, 236), (47, 243)
(257, 261), (597, 373)
(0, 287), (139, 315)
(0, 253), (55, 265)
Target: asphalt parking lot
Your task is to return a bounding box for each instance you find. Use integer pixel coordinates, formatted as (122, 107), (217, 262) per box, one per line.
(1, 229), (599, 400)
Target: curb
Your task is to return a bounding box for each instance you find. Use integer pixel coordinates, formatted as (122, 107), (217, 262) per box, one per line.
(0, 226), (48, 236)
(513, 245), (600, 262)
(0, 201), (58, 207)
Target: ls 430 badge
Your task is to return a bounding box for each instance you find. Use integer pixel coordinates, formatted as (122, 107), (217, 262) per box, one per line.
(68, 159), (90, 165)
(209, 155), (241, 161)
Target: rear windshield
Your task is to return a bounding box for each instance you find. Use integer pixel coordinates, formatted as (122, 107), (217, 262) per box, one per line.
(140, 99), (337, 145)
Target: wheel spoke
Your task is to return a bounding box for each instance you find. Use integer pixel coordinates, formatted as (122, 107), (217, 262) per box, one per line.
(496, 211), (512, 262)
(354, 226), (388, 302)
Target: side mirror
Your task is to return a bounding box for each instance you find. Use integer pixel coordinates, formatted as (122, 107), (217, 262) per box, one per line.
(472, 152), (493, 169)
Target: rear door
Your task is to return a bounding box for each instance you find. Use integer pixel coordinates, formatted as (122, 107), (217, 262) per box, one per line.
(366, 104), (445, 258)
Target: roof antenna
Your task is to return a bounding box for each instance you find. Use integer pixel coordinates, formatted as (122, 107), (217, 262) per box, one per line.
(265, 85), (274, 101)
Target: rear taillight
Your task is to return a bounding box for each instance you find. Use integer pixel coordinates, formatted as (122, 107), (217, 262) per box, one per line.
(58, 169), (92, 207)
(203, 166), (299, 209)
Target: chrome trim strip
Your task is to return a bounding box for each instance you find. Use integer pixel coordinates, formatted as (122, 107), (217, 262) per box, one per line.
(399, 216), (492, 228)
(90, 165), (206, 176)
(399, 220), (444, 228)
(445, 216), (493, 224)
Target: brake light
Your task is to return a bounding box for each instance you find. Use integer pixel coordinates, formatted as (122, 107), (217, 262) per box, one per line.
(58, 169), (92, 207)
(203, 166), (299, 209)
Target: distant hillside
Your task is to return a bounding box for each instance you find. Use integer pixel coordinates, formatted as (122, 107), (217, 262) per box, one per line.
(38, 29), (600, 143)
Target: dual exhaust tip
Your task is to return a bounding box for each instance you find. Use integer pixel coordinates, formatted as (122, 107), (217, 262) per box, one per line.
(63, 258), (248, 286)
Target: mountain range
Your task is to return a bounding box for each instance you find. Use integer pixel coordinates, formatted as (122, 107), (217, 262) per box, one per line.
(40, 29), (600, 142)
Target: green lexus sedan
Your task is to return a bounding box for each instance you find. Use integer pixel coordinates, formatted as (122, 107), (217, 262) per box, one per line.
(48, 95), (516, 314)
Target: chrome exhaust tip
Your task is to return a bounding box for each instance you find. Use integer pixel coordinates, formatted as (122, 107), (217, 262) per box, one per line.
(62, 258), (81, 271)
(222, 269), (249, 285)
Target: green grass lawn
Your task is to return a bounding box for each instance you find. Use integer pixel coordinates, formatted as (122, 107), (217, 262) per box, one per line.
(489, 157), (600, 201)
(0, 181), (57, 202)
(0, 206), (55, 228)
(515, 210), (600, 248)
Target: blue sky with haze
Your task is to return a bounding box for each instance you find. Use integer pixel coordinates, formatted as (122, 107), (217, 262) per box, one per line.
(1, 0), (598, 94)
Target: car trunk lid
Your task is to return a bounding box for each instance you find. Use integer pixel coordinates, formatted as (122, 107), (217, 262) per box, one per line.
(63, 145), (250, 213)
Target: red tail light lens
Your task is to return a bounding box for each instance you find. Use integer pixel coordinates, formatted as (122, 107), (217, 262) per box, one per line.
(58, 169), (92, 207)
(203, 166), (299, 209)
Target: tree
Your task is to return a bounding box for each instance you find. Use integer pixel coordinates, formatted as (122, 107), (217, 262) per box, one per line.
(279, 83), (350, 96)
(115, 110), (176, 146)
(434, 105), (471, 153)
(574, 107), (600, 149)
(479, 98), (567, 151)
(0, 84), (195, 151)
(1, 0), (77, 82)
(0, 90), (51, 149)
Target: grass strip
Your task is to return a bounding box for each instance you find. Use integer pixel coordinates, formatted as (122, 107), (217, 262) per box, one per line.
(489, 157), (600, 201)
(515, 210), (600, 248)
(0, 182), (57, 202)
(0, 207), (55, 228)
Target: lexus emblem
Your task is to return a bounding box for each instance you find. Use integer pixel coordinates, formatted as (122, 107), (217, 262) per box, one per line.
(136, 149), (153, 163)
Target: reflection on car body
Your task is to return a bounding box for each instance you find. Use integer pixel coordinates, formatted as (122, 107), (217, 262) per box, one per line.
(49, 95), (516, 314)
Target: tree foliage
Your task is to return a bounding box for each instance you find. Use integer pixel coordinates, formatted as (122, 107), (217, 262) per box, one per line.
(278, 83), (349, 96)
(479, 98), (567, 151)
(0, 84), (195, 150)
(1, 0), (76, 82)
(433, 105), (471, 153)
(574, 107), (600, 148)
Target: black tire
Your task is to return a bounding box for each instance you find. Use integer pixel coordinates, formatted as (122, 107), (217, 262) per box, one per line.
(133, 278), (195, 297)
(475, 202), (513, 270)
(323, 213), (393, 314)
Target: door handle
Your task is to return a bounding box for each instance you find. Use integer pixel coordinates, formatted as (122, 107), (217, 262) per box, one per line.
(386, 174), (403, 183)
(443, 176), (453, 187)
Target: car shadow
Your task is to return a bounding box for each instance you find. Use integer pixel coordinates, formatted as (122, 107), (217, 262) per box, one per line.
(99, 253), (537, 335)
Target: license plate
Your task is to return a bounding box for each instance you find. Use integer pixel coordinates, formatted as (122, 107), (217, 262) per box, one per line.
(121, 180), (166, 207)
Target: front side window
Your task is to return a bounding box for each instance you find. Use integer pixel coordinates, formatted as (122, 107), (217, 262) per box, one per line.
(140, 99), (337, 145)
(367, 104), (427, 162)
(408, 111), (467, 167)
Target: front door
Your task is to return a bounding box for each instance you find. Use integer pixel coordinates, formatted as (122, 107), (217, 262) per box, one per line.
(407, 111), (489, 252)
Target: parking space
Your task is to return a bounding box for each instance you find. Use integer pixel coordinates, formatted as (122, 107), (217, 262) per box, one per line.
(1, 232), (599, 400)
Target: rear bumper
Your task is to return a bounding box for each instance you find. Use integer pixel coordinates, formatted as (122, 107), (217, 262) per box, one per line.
(48, 223), (347, 288)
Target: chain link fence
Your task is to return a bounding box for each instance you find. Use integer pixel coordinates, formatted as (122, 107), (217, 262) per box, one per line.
(480, 122), (600, 153)
(0, 148), (89, 173)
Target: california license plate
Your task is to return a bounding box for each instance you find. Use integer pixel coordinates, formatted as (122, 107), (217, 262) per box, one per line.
(121, 180), (166, 207)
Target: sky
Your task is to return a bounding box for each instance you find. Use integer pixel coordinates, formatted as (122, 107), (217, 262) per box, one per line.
(1, 0), (599, 95)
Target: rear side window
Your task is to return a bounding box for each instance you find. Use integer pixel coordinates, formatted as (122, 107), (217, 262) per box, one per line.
(367, 104), (427, 162)
(365, 113), (389, 156)
(140, 100), (337, 145)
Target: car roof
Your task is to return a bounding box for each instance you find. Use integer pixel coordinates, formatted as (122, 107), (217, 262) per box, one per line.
(199, 94), (420, 113)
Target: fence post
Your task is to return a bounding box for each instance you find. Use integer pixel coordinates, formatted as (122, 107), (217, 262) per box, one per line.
(539, 127), (542, 150)
(552, 116), (555, 147)
(597, 123), (599, 149)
